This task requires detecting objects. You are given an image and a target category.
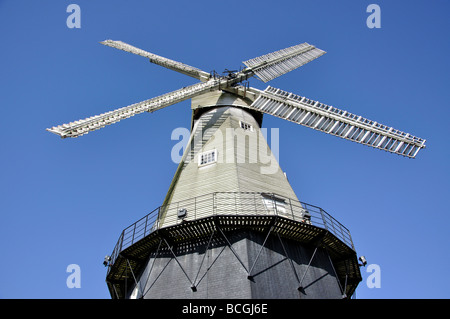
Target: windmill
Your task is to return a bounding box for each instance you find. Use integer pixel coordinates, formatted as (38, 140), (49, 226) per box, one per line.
(48, 40), (426, 299)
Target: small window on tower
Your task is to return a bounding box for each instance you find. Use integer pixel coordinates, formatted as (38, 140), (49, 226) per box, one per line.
(198, 149), (217, 167)
(261, 194), (286, 214)
(239, 121), (254, 132)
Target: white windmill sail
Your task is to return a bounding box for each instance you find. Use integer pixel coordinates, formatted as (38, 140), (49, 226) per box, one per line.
(46, 79), (221, 138)
(100, 40), (211, 82)
(246, 86), (426, 158)
(243, 43), (326, 83)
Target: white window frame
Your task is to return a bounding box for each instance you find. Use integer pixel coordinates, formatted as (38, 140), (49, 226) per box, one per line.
(198, 149), (217, 167)
(239, 120), (254, 132)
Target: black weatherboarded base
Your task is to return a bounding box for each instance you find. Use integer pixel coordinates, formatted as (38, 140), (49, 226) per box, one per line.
(106, 215), (361, 299)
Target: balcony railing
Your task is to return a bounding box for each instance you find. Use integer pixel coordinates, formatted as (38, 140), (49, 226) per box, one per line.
(108, 192), (354, 269)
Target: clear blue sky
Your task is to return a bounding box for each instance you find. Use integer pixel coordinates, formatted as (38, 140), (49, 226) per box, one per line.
(0, 0), (449, 299)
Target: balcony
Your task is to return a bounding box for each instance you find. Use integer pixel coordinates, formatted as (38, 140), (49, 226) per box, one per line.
(105, 192), (361, 298)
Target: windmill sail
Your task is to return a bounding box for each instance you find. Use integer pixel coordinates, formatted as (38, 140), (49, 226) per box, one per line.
(243, 43), (325, 83)
(47, 79), (221, 138)
(48, 40), (426, 158)
(247, 86), (426, 158)
(101, 40), (211, 82)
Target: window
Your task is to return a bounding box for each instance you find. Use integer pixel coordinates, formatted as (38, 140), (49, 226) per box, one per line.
(262, 194), (286, 214)
(198, 149), (217, 167)
(239, 121), (254, 132)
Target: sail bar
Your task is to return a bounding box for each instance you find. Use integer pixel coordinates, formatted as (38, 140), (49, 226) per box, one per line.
(249, 86), (426, 158)
(47, 79), (221, 138)
(243, 43), (326, 83)
(101, 40), (211, 82)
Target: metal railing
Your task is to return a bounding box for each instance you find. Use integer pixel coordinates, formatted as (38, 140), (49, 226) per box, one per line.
(108, 192), (354, 269)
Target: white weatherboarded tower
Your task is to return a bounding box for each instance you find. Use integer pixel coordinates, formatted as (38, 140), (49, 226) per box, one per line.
(48, 40), (426, 299)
